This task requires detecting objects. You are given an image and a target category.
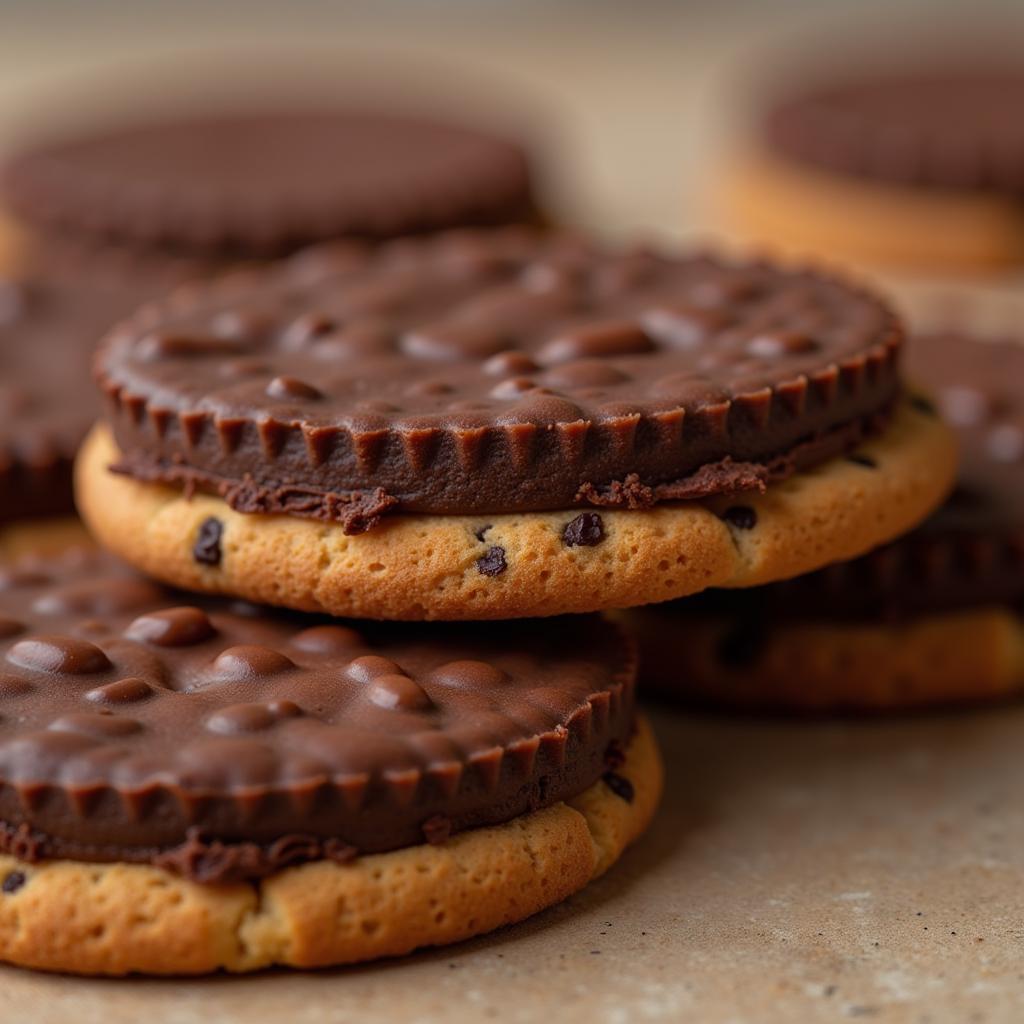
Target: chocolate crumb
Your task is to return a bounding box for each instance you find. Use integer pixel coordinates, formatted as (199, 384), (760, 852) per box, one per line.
(422, 815), (453, 845)
(847, 453), (877, 468)
(602, 771), (635, 803)
(911, 394), (936, 416)
(721, 505), (758, 530)
(563, 512), (605, 547)
(323, 838), (358, 865)
(1, 871), (26, 894)
(476, 545), (507, 577)
(716, 621), (767, 668)
(192, 517), (224, 566)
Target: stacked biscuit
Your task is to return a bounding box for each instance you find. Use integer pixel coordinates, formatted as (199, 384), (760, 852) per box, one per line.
(0, 93), (1001, 977)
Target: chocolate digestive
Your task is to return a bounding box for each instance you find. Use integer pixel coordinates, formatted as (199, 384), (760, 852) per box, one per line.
(97, 228), (902, 531)
(0, 242), (199, 524)
(683, 333), (1024, 625)
(1, 111), (535, 257)
(766, 68), (1024, 194)
(0, 549), (634, 883)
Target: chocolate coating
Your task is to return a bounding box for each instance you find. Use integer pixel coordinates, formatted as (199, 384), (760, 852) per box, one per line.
(0, 549), (634, 881)
(766, 67), (1024, 194)
(679, 333), (1024, 624)
(0, 244), (198, 523)
(1, 111), (535, 257)
(98, 229), (902, 527)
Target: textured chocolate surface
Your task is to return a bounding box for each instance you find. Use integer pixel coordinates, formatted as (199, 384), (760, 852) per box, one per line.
(0, 243), (198, 523)
(1, 111), (535, 257)
(766, 68), (1024, 194)
(0, 549), (634, 881)
(97, 229), (902, 527)
(677, 333), (1024, 624)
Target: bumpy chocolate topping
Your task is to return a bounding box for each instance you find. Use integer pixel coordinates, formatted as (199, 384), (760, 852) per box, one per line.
(766, 68), (1024, 194)
(683, 333), (1024, 624)
(97, 228), (902, 528)
(0, 244), (198, 524)
(1, 111), (535, 257)
(0, 549), (634, 882)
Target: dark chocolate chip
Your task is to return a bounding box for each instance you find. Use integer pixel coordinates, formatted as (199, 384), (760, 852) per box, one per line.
(716, 620), (767, 669)
(910, 394), (936, 416)
(193, 517), (224, 566)
(847, 453), (877, 468)
(604, 739), (626, 770)
(422, 815), (453, 845)
(721, 506), (757, 530)
(1, 871), (26, 894)
(602, 771), (634, 803)
(563, 512), (605, 548)
(477, 545), (507, 577)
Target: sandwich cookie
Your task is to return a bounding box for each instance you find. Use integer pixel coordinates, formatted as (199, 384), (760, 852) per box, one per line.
(720, 67), (1024, 271)
(623, 333), (1023, 712)
(78, 229), (956, 620)
(0, 110), (536, 261)
(0, 244), (197, 548)
(0, 548), (658, 974)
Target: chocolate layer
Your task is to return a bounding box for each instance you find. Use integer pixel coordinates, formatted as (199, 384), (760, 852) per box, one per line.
(1, 111), (535, 257)
(674, 333), (1024, 624)
(97, 229), (902, 527)
(0, 243), (199, 524)
(0, 549), (635, 882)
(766, 67), (1024, 194)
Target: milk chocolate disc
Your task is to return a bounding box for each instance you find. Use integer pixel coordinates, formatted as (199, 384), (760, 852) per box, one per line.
(1, 111), (536, 257)
(665, 332), (1024, 624)
(97, 228), (902, 532)
(766, 67), (1024, 194)
(0, 549), (635, 882)
(0, 244), (197, 524)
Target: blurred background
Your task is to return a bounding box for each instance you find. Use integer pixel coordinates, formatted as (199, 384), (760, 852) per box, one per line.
(2, 0), (1023, 243)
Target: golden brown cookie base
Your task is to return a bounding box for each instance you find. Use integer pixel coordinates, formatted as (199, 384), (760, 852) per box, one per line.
(718, 152), (1024, 273)
(623, 606), (1024, 712)
(0, 517), (92, 560)
(0, 717), (660, 976)
(76, 401), (956, 620)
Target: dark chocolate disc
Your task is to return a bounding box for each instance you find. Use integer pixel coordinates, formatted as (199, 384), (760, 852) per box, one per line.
(97, 228), (902, 531)
(1, 111), (536, 257)
(0, 245), (198, 524)
(0, 549), (635, 882)
(672, 333), (1024, 623)
(766, 67), (1024, 194)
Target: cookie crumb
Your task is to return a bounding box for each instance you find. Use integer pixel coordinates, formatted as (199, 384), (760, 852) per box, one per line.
(721, 506), (757, 530)
(476, 546), (507, 577)
(1, 871), (26, 894)
(562, 512), (605, 547)
(422, 815), (453, 845)
(602, 771), (635, 803)
(192, 517), (224, 566)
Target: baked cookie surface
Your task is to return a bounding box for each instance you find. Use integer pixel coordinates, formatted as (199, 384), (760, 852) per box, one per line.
(78, 397), (956, 619)
(721, 66), (1024, 270)
(628, 333), (1024, 711)
(0, 715), (660, 976)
